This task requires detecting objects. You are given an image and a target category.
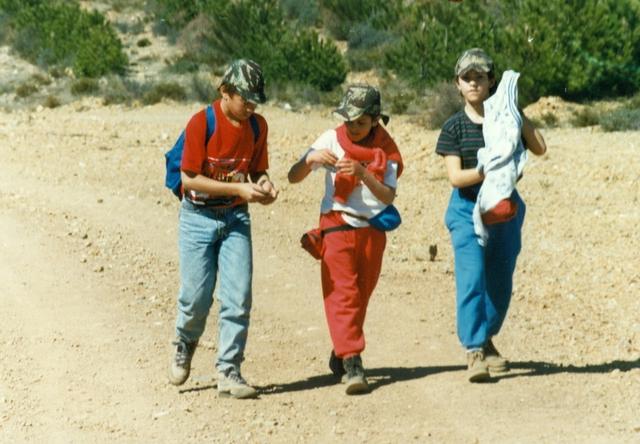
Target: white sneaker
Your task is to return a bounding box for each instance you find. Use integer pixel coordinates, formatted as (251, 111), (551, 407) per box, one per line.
(217, 369), (258, 399)
(168, 340), (197, 386)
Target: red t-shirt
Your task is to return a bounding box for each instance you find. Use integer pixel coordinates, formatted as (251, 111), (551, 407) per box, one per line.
(181, 99), (269, 207)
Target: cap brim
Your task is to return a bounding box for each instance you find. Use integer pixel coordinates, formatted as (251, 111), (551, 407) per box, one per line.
(332, 107), (363, 122)
(457, 64), (491, 76)
(243, 91), (267, 105)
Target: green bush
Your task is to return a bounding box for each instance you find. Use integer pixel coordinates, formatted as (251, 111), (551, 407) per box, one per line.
(381, 0), (640, 104)
(1, 0), (128, 77)
(279, 0), (319, 26)
(345, 23), (394, 72)
(165, 54), (200, 74)
(600, 107), (640, 131)
(198, 0), (346, 91)
(319, 0), (402, 40)
(147, 0), (200, 35)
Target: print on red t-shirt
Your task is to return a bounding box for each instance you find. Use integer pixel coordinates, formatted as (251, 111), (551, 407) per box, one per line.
(180, 100), (269, 207)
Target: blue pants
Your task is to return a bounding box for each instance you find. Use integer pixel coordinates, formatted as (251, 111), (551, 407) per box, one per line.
(445, 189), (525, 349)
(175, 200), (253, 373)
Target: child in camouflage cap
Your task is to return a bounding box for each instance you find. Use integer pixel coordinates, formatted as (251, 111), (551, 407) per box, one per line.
(288, 84), (403, 395)
(168, 59), (278, 399)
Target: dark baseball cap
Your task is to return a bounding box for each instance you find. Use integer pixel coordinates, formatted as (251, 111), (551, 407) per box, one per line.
(455, 48), (494, 77)
(220, 59), (266, 104)
(333, 84), (390, 125)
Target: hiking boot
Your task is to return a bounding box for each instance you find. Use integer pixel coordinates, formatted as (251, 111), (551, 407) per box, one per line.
(466, 349), (490, 383)
(329, 350), (346, 379)
(484, 339), (509, 373)
(217, 369), (258, 399)
(168, 339), (197, 386)
(342, 355), (369, 395)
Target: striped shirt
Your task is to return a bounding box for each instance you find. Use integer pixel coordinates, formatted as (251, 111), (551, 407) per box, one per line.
(435, 110), (484, 169)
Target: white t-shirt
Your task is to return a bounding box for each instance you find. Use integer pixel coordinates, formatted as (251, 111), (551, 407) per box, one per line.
(306, 129), (399, 227)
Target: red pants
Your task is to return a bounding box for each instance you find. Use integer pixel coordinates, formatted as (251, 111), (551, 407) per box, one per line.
(319, 211), (386, 358)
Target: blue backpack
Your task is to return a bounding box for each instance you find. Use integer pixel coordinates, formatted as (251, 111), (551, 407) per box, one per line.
(164, 105), (260, 199)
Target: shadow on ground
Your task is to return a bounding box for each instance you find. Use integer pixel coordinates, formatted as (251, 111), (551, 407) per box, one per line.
(494, 358), (640, 381)
(259, 365), (466, 395)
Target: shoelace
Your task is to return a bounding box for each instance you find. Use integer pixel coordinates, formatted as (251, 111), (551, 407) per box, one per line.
(172, 341), (193, 366)
(225, 371), (247, 385)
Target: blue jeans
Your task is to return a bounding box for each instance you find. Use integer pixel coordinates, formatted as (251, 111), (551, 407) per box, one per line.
(175, 200), (253, 373)
(445, 189), (525, 349)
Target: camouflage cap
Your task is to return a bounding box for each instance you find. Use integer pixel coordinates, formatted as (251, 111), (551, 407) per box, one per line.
(220, 59), (266, 104)
(455, 48), (494, 77)
(333, 84), (390, 125)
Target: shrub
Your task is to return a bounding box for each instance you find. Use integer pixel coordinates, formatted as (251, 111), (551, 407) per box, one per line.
(15, 81), (38, 98)
(424, 81), (463, 129)
(600, 107), (640, 131)
(384, 2), (507, 89)
(2, 1), (128, 77)
(43, 94), (60, 108)
(113, 17), (145, 35)
(147, 0), (200, 38)
(142, 81), (187, 104)
(31, 72), (51, 85)
(71, 78), (99, 95)
(136, 37), (151, 47)
(570, 107), (600, 127)
(190, 73), (217, 102)
(345, 23), (394, 72)
(382, 0), (640, 104)
(372, 77), (422, 117)
(279, 0), (319, 26)
(279, 29), (347, 91)
(319, 0), (402, 40)
(627, 92), (640, 109)
(165, 54), (200, 74)
(540, 112), (559, 128)
(198, 0), (346, 91)
(101, 76), (142, 105)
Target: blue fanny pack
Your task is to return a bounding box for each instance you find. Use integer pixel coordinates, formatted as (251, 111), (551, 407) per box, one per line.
(368, 204), (402, 231)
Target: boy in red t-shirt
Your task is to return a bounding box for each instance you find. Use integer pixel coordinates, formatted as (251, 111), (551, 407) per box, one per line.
(168, 59), (278, 399)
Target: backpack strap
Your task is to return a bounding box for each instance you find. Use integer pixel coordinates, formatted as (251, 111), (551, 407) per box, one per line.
(206, 105), (257, 144)
(249, 114), (260, 143)
(205, 104), (215, 145)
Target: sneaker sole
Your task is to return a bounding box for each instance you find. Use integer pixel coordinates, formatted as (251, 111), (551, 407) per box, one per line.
(468, 370), (491, 383)
(488, 363), (510, 373)
(218, 390), (258, 399)
(168, 367), (189, 386)
(345, 381), (370, 395)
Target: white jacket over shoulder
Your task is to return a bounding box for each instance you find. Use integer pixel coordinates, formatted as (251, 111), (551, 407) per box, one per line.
(473, 70), (528, 246)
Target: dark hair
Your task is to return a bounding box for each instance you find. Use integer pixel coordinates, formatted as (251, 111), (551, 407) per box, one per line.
(218, 83), (238, 96)
(455, 69), (498, 97)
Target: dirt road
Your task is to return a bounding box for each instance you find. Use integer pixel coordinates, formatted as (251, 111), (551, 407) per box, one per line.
(0, 101), (638, 443)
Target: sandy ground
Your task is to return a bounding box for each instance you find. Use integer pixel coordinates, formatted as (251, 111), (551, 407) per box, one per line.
(0, 100), (639, 443)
